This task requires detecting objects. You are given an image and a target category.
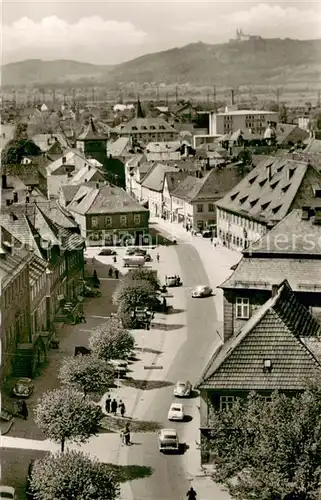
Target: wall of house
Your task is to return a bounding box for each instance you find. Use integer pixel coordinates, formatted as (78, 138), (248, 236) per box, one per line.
(223, 289), (270, 341)
(171, 195), (185, 223)
(216, 207), (267, 250)
(192, 200), (217, 230)
(77, 140), (107, 165)
(141, 187), (162, 217)
(48, 173), (70, 198)
(70, 213), (87, 239)
(162, 180), (172, 219)
(85, 211), (149, 245)
(30, 270), (47, 335)
(1, 261), (31, 379)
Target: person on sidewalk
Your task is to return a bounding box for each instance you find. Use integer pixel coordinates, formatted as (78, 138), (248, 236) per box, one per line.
(105, 395), (111, 413)
(119, 400), (126, 417)
(124, 423), (131, 445)
(186, 486), (197, 499)
(108, 268), (113, 278)
(21, 400), (28, 420)
(115, 269), (119, 279)
(111, 398), (118, 415)
(156, 252), (160, 263)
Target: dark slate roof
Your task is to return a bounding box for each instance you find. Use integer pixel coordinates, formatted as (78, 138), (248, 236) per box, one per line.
(77, 118), (107, 141)
(196, 281), (321, 391)
(191, 166), (244, 201)
(68, 183), (149, 215)
(275, 124), (309, 145)
(215, 156), (321, 224)
(170, 175), (203, 201)
(220, 257), (321, 292)
(245, 209), (321, 257)
(141, 163), (178, 192)
(304, 139), (321, 153)
(164, 171), (191, 194)
(29, 255), (47, 286)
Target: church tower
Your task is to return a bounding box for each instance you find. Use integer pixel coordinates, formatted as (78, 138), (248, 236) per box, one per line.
(76, 118), (107, 164)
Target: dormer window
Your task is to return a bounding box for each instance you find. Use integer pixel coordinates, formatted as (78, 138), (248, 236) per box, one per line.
(261, 201), (271, 210)
(132, 126), (138, 130)
(249, 175), (258, 185)
(150, 125), (156, 130)
(263, 359), (272, 373)
(272, 205), (282, 215)
(230, 192), (239, 201)
(270, 180), (279, 190)
(282, 184), (291, 194)
(276, 164), (284, 173)
(259, 178), (267, 188)
(250, 198), (259, 207)
(289, 168), (295, 179)
(239, 195), (249, 204)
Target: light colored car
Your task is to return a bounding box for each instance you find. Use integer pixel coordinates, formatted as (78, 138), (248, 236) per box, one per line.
(158, 428), (180, 452)
(191, 285), (213, 298)
(173, 380), (192, 397)
(12, 378), (34, 398)
(0, 486), (16, 500)
(123, 256), (145, 267)
(168, 403), (184, 421)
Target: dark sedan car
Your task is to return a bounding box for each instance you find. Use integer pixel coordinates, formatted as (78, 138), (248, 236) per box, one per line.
(98, 248), (117, 256)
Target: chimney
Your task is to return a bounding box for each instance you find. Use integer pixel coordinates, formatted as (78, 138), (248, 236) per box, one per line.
(13, 191), (18, 203)
(314, 207), (321, 224)
(271, 284), (280, 297)
(2, 174), (7, 189)
(301, 206), (310, 220)
(266, 165), (272, 181)
(231, 89), (235, 106)
(26, 195), (30, 203)
(62, 156), (66, 164)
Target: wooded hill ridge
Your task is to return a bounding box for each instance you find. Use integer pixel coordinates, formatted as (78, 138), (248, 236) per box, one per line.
(2, 38), (321, 87)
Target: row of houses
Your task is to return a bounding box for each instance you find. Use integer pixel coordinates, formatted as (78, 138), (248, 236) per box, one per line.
(0, 194), (85, 381)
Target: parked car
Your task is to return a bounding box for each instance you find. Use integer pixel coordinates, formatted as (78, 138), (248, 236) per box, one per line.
(126, 247), (139, 255)
(167, 403), (184, 421)
(108, 359), (128, 378)
(98, 248), (117, 256)
(134, 248), (147, 256)
(144, 253), (152, 262)
(191, 285), (213, 298)
(158, 428), (180, 453)
(173, 380), (192, 397)
(12, 378), (34, 398)
(165, 275), (182, 287)
(0, 486), (16, 500)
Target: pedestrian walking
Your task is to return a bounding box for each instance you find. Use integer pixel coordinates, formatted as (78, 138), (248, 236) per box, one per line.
(113, 255), (117, 263)
(105, 395), (111, 413)
(111, 398), (118, 415)
(21, 400), (28, 420)
(186, 486), (197, 499)
(124, 423), (131, 445)
(119, 401), (126, 417)
(115, 269), (119, 279)
(156, 252), (160, 263)
(108, 267), (113, 278)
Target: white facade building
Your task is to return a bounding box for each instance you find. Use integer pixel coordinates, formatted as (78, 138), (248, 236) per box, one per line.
(209, 110), (278, 136)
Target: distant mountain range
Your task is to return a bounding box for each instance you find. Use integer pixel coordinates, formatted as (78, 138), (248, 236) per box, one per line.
(2, 38), (321, 87)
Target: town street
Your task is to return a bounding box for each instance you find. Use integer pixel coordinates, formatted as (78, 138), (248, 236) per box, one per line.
(127, 235), (238, 500)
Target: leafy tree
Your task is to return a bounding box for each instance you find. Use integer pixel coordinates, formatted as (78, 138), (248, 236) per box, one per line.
(114, 279), (160, 326)
(34, 388), (103, 452)
(1, 138), (42, 165)
(58, 354), (114, 398)
(124, 268), (160, 291)
(89, 316), (135, 361)
(30, 450), (120, 500)
(202, 381), (321, 500)
(265, 101), (279, 112)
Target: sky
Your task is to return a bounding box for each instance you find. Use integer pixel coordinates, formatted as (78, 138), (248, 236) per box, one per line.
(2, 1), (321, 65)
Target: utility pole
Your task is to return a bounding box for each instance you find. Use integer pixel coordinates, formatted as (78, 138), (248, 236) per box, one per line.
(175, 84), (178, 104)
(206, 91), (210, 108)
(12, 89), (16, 108)
(317, 89), (321, 108)
(165, 92), (168, 107)
(52, 88), (56, 107)
(72, 88), (76, 108)
(156, 85), (159, 102)
(63, 92), (66, 107)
